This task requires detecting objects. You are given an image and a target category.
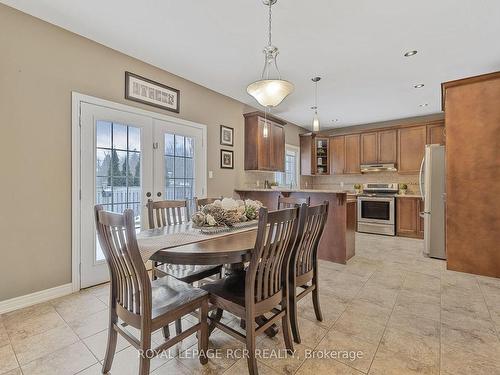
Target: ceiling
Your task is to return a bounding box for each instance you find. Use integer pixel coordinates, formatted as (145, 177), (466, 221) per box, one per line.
(3, 0), (500, 129)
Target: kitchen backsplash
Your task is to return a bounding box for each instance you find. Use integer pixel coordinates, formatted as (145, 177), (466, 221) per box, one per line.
(311, 172), (420, 194)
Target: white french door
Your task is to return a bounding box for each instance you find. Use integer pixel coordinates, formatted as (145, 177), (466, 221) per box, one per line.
(78, 101), (206, 288)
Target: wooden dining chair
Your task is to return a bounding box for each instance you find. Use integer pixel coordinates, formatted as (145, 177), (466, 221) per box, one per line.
(194, 196), (222, 211)
(200, 206), (300, 375)
(146, 199), (223, 336)
(277, 195), (310, 209)
(94, 205), (209, 375)
(288, 201), (329, 344)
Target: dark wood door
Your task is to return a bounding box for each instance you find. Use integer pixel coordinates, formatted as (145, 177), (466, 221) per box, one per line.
(360, 132), (378, 164)
(427, 123), (446, 145)
(300, 134), (313, 175)
(344, 134), (360, 174)
(378, 129), (397, 163)
(396, 197), (418, 237)
(257, 118), (271, 170)
(270, 123), (285, 172)
(330, 136), (345, 174)
(397, 125), (426, 174)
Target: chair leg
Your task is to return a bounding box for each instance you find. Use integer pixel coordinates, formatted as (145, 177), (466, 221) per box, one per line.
(289, 290), (301, 344)
(245, 318), (258, 375)
(175, 319), (182, 335)
(312, 285), (323, 322)
(198, 299), (209, 365)
(139, 329), (152, 375)
(281, 301), (294, 354)
(102, 308), (118, 374)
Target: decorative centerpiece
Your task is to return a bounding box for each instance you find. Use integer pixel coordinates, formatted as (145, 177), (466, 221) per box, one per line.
(191, 198), (263, 234)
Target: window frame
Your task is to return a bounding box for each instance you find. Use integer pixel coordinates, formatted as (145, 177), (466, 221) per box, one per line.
(275, 144), (300, 188)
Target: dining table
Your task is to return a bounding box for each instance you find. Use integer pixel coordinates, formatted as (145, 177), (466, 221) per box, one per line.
(136, 221), (279, 337)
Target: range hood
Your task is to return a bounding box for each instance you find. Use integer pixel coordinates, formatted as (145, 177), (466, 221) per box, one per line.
(360, 163), (397, 173)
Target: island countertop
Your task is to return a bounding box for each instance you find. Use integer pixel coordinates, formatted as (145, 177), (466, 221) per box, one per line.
(235, 189), (356, 264)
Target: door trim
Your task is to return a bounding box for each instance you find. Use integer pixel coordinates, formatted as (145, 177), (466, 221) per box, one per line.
(71, 92), (207, 292)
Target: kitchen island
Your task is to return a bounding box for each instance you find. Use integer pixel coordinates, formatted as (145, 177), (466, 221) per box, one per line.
(235, 188), (357, 264)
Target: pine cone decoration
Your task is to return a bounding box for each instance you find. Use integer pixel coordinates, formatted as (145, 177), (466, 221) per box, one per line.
(202, 204), (227, 226)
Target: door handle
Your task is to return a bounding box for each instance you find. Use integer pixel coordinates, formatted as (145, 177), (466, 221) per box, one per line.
(146, 192), (152, 197)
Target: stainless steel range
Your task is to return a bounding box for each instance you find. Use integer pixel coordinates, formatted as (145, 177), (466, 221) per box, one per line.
(357, 183), (398, 236)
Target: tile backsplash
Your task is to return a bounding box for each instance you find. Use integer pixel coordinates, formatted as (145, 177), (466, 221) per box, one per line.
(311, 172), (420, 193)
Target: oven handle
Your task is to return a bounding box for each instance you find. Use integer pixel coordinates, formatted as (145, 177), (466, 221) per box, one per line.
(357, 197), (395, 202)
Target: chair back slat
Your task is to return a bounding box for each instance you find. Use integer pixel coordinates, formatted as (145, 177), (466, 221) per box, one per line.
(277, 196), (310, 209)
(95, 205), (151, 316)
(293, 202), (329, 277)
(248, 207), (300, 303)
(147, 200), (189, 229)
(194, 197), (223, 211)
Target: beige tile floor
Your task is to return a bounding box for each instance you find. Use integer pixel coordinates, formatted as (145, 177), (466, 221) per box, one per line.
(1, 233), (500, 374)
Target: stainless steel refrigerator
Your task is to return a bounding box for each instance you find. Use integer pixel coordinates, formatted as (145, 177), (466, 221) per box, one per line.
(419, 145), (446, 259)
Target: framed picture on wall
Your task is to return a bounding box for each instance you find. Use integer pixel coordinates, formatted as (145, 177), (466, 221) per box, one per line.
(220, 125), (234, 146)
(125, 71), (180, 113)
(220, 149), (234, 169)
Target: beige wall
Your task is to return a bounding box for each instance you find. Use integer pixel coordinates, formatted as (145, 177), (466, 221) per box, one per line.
(0, 4), (307, 300)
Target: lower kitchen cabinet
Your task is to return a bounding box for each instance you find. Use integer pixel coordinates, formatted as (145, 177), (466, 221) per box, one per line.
(396, 197), (424, 239)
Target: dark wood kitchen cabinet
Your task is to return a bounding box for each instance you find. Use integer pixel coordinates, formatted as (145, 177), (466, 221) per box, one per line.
(397, 125), (427, 174)
(344, 134), (361, 174)
(427, 121), (445, 145)
(361, 129), (397, 165)
(300, 133), (330, 175)
(396, 197), (424, 239)
(244, 112), (285, 172)
(330, 136), (345, 174)
(378, 129), (397, 163)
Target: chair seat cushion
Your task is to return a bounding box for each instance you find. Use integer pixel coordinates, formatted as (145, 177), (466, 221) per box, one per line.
(151, 275), (207, 319)
(200, 272), (246, 307)
(155, 263), (222, 283)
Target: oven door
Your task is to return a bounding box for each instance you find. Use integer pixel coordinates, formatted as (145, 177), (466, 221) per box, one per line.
(357, 197), (395, 225)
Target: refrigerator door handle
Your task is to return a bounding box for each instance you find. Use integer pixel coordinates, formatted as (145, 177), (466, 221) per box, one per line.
(419, 156), (425, 199)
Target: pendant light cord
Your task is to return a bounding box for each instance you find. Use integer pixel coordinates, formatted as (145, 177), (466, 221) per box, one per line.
(268, 0), (272, 47)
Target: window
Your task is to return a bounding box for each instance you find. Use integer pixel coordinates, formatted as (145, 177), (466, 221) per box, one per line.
(276, 145), (300, 188)
(164, 133), (195, 200)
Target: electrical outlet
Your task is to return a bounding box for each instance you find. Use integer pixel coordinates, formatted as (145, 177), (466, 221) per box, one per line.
(208, 171), (213, 179)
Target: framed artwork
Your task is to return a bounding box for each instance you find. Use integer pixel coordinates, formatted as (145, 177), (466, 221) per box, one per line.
(220, 125), (234, 146)
(220, 149), (234, 169)
(125, 71), (180, 113)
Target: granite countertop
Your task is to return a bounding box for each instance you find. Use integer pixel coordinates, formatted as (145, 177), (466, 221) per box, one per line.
(395, 194), (422, 198)
(235, 187), (350, 194)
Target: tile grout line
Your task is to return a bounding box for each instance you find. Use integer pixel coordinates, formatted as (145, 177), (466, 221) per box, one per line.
(365, 269), (408, 374)
(475, 276), (500, 343)
(1, 317), (22, 374)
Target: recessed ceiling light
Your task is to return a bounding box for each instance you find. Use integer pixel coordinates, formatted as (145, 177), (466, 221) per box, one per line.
(414, 83), (425, 88)
(419, 103), (429, 107)
(404, 50), (418, 57)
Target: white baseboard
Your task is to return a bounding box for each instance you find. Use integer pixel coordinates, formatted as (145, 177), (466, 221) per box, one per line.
(0, 283), (73, 315)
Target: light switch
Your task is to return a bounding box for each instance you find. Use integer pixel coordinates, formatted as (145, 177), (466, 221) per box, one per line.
(208, 171), (213, 179)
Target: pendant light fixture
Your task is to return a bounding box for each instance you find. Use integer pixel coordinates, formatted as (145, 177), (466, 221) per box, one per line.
(311, 76), (321, 132)
(247, 0), (294, 108)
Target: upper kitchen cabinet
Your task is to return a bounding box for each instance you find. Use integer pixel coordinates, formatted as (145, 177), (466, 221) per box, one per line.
(330, 136), (345, 174)
(360, 132), (378, 164)
(300, 133), (330, 175)
(378, 129), (397, 163)
(360, 129), (397, 165)
(344, 134), (361, 174)
(427, 121), (446, 145)
(397, 125), (426, 174)
(244, 111), (286, 172)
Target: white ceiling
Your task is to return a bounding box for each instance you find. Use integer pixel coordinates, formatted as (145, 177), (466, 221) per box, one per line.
(3, 0), (500, 129)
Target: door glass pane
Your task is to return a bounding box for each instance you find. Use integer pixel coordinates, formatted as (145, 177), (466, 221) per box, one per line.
(95, 122), (143, 262)
(164, 133), (195, 202)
